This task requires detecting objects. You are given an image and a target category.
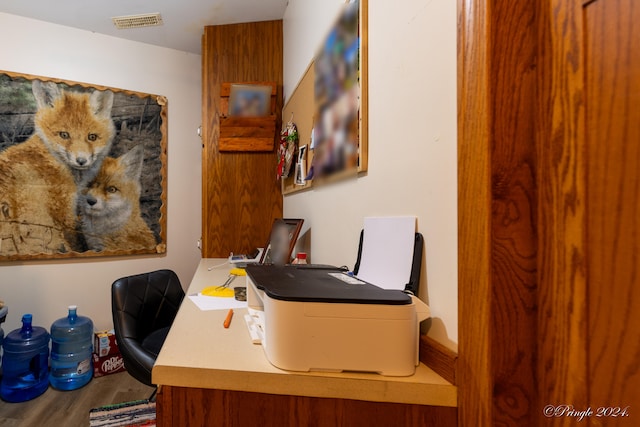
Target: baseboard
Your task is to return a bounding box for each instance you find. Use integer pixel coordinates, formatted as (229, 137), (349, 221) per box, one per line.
(419, 335), (458, 385)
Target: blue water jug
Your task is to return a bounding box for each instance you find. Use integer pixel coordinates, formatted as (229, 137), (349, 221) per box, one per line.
(0, 314), (50, 402)
(49, 305), (94, 390)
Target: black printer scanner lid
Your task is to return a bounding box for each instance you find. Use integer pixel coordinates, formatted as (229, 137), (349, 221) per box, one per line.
(245, 265), (412, 305)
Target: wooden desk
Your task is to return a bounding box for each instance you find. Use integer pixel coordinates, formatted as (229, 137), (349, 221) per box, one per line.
(153, 259), (457, 426)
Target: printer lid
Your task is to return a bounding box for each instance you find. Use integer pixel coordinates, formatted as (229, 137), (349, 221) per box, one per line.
(245, 265), (412, 305)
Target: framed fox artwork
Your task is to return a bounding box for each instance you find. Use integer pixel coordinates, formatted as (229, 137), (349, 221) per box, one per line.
(0, 70), (168, 261)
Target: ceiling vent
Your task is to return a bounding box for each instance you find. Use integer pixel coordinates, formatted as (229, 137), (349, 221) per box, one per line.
(112, 13), (163, 30)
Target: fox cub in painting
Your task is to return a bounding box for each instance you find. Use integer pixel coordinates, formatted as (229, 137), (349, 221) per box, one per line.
(80, 145), (157, 252)
(0, 80), (115, 255)
(31, 81), (116, 186)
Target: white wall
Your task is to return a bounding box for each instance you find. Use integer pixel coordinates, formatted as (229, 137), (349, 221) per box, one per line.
(0, 13), (203, 334)
(283, 0), (458, 345)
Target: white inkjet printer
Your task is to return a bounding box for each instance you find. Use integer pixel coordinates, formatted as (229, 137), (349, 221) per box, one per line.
(244, 264), (431, 377)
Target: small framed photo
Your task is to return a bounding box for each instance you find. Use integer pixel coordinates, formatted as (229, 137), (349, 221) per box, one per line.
(260, 218), (304, 265)
(229, 84), (272, 117)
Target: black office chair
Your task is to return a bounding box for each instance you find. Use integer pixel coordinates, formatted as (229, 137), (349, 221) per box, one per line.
(111, 269), (185, 388)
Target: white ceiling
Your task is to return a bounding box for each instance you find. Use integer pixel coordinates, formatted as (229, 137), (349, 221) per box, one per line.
(0, 0), (289, 54)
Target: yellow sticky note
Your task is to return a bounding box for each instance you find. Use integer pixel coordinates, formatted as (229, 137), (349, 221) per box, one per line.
(230, 268), (246, 276)
(201, 286), (235, 298)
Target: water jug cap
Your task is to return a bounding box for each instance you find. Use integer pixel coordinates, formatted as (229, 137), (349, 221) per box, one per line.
(21, 314), (33, 334)
(67, 305), (78, 323)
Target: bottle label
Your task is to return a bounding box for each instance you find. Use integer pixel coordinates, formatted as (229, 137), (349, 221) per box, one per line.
(77, 358), (91, 375)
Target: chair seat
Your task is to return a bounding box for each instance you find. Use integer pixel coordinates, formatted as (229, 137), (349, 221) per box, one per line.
(141, 326), (171, 358)
(111, 269), (185, 386)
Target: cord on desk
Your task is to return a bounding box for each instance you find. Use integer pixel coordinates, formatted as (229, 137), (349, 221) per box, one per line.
(208, 260), (229, 271)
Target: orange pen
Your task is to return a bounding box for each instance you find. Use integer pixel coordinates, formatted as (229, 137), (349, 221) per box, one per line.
(223, 309), (234, 328)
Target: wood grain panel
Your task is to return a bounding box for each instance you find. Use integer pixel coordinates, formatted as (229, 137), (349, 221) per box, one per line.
(458, 0), (539, 425)
(157, 386), (457, 427)
(201, 22), (283, 258)
(460, 0), (639, 425)
(489, 2), (539, 425)
(584, 0), (640, 411)
(536, 1), (589, 424)
(457, 0), (492, 424)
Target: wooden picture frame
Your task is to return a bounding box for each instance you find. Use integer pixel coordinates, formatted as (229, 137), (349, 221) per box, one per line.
(259, 218), (304, 265)
(0, 70), (167, 261)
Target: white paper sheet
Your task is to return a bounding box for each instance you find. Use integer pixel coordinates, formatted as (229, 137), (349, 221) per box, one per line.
(355, 216), (416, 290)
(188, 294), (248, 311)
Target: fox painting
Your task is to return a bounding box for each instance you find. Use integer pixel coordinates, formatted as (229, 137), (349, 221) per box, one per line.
(80, 145), (157, 252)
(0, 80), (115, 256)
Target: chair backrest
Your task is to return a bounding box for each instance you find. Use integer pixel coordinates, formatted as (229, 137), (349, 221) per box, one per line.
(111, 269), (185, 343)
(353, 231), (424, 295)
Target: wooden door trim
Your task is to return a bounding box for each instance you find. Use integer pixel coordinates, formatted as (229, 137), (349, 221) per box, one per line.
(458, 0), (540, 425)
(457, 0), (493, 424)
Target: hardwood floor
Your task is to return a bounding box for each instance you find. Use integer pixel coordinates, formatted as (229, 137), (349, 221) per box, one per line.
(0, 372), (154, 427)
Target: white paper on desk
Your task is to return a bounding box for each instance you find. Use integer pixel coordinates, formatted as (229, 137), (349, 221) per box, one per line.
(188, 294), (248, 311)
(355, 216), (416, 290)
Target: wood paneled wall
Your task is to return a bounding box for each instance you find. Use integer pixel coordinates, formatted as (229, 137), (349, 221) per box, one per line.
(536, 0), (589, 420)
(201, 21), (283, 257)
(458, 0), (539, 425)
(459, 0), (639, 425)
(583, 0), (640, 410)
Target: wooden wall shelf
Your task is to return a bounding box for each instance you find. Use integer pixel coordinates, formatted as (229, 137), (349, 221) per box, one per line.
(219, 82), (277, 152)
(219, 116), (276, 151)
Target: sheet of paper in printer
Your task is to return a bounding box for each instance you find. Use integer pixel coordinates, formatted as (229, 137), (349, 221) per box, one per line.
(355, 216), (416, 291)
